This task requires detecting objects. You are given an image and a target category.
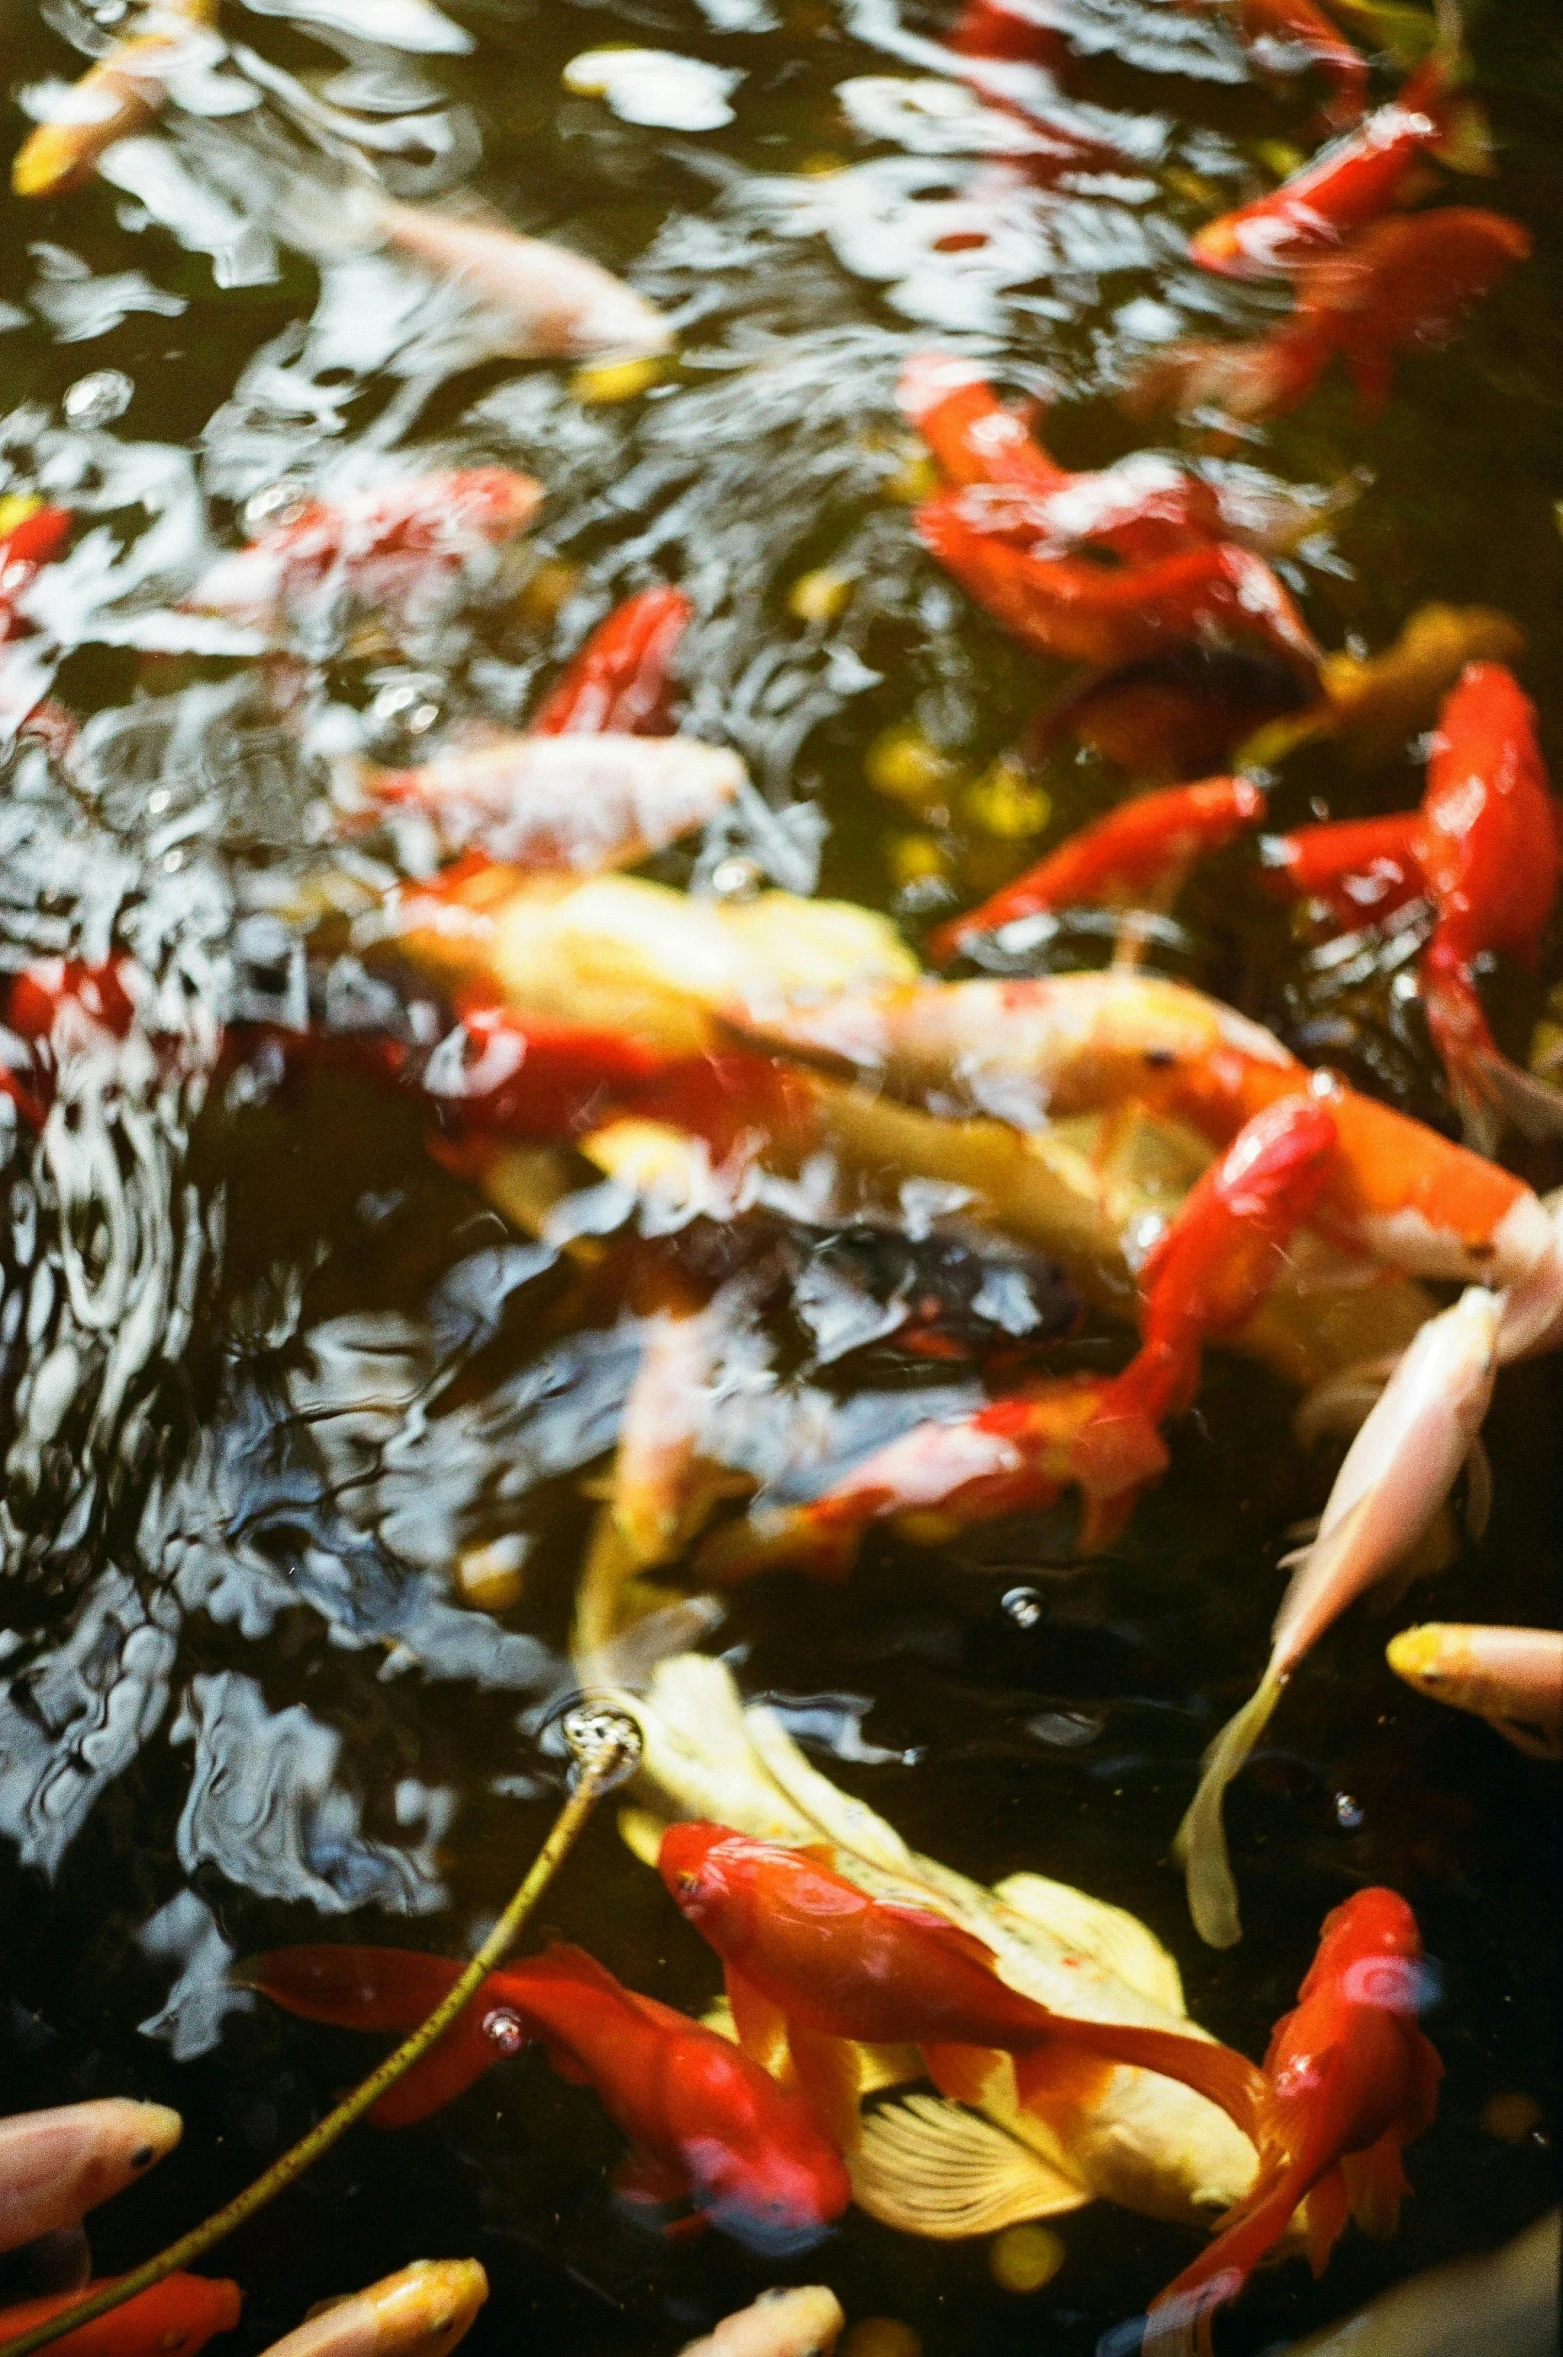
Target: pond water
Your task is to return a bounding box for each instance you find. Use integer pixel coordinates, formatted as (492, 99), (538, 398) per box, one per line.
(0, 0), (1558, 2351)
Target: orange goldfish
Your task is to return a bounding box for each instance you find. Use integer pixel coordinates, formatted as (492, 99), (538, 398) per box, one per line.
(658, 1823), (1264, 2151)
(0, 2277), (240, 2357)
(1149, 1889), (1441, 2333)
(245, 1943), (851, 2253)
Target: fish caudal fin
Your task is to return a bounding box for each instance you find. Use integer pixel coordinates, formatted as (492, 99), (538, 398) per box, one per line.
(1173, 1669), (1286, 1949)
(237, 1947), (516, 2129)
(1027, 2022), (1264, 2141)
(1304, 2163), (1351, 2275)
(1152, 2153), (1317, 2318)
(850, 2094), (1089, 2239)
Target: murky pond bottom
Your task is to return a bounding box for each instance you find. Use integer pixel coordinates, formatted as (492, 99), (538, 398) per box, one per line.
(0, 0), (1559, 2350)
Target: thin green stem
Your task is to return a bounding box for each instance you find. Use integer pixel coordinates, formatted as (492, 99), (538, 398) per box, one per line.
(0, 1707), (638, 2357)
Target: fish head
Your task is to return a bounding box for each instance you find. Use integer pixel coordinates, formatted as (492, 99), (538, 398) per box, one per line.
(682, 2126), (851, 2256)
(658, 1821), (761, 1945)
(1303, 1887), (1432, 2015)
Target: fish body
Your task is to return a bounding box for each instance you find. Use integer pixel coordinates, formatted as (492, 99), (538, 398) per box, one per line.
(0, 2276), (240, 2357)
(1190, 55), (1450, 276)
(531, 587), (693, 736)
(353, 732), (743, 869)
(0, 506), (73, 644)
(259, 2264), (488, 2357)
(613, 1653), (1265, 2235)
(12, 8), (215, 199)
(931, 775), (1263, 958)
(245, 1943), (850, 2252)
(915, 493), (1321, 675)
(1152, 1889), (1441, 2325)
(0, 2101), (181, 2254)
(675, 2287), (844, 2357)
(721, 970), (1561, 1301)
(1142, 207), (1530, 421)
(1263, 811), (1427, 928)
(1415, 663), (1562, 1148)
(186, 469), (541, 639)
(1176, 1284), (1502, 1946)
(659, 1822), (1264, 2150)
(376, 199), (672, 362)
(1387, 1622), (1563, 1758)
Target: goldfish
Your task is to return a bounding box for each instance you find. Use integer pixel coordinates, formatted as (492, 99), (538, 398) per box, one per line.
(1137, 208), (1531, 423)
(1387, 1622), (1563, 1758)
(1175, 1284), (1501, 1947)
(1148, 1889), (1441, 2336)
(1203, 0), (1369, 129)
(0, 2277), (240, 2357)
(11, 2), (216, 200)
(915, 497), (1321, 676)
(695, 1093), (1337, 1574)
(244, 1942), (850, 2253)
(1240, 602), (1528, 771)
(348, 732), (743, 870)
(1284, 2206), (1559, 2357)
(609, 1653), (1266, 2237)
(721, 970), (1563, 1305)
(1026, 649), (1315, 780)
(1189, 52), (1457, 276)
(369, 196), (672, 364)
(531, 586), (693, 737)
(676, 2289), (845, 2357)
(660, 1822), (1264, 2150)
(1264, 809), (1428, 928)
(255, 2264), (487, 2357)
(1415, 663), (1562, 1150)
(185, 468), (542, 642)
(930, 775), (1264, 960)
(0, 505), (72, 642)
(0, 2101), (181, 2254)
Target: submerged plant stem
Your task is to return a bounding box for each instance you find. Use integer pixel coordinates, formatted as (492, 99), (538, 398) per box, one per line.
(0, 1706), (641, 2357)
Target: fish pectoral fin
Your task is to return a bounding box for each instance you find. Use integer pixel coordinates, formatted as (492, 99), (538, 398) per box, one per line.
(1490, 1713), (1563, 1761)
(921, 2043), (1014, 2112)
(787, 2022), (864, 2155)
(850, 2093), (1088, 2240)
(992, 1873), (1187, 2016)
(611, 2145), (690, 2210)
(1339, 2131), (1412, 2244)
(724, 1965), (790, 2077)
(1303, 2164), (1350, 2275)
(1010, 2041), (1116, 2129)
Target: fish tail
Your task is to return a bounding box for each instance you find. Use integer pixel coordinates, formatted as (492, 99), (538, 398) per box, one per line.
(1172, 1669), (1287, 1948)
(1152, 2153), (1317, 2315)
(1423, 961), (1563, 1152)
(1029, 2020), (1265, 2141)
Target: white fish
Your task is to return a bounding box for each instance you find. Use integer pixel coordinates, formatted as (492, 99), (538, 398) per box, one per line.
(373, 196), (672, 362)
(257, 2263), (488, 2357)
(564, 50), (743, 133)
(0, 2100), (182, 2253)
(675, 2287), (845, 2357)
(607, 1653), (1263, 2238)
(1176, 1285), (1503, 1950)
(352, 732), (744, 869)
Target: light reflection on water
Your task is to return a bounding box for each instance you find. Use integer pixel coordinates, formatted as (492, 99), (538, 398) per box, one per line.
(0, 0), (1557, 2349)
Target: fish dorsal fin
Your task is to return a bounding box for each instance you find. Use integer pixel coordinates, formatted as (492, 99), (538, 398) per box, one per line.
(993, 1874), (1187, 2016)
(851, 2094), (1088, 2239)
(878, 1903), (1000, 1973)
(743, 1697), (918, 1874)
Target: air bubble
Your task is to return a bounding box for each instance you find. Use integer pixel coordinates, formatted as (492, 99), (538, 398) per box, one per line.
(1334, 1791), (1365, 1831)
(710, 855), (763, 901)
(1002, 1586), (1044, 1630)
(243, 479), (314, 537)
(63, 370), (133, 429)
(482, 2006), (526, 2056)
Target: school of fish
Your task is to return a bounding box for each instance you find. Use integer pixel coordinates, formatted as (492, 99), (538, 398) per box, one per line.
(1, 0), (1558, 2352)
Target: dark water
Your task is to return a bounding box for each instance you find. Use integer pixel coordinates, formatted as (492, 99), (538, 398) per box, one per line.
(0, 0), (1559, 2351)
